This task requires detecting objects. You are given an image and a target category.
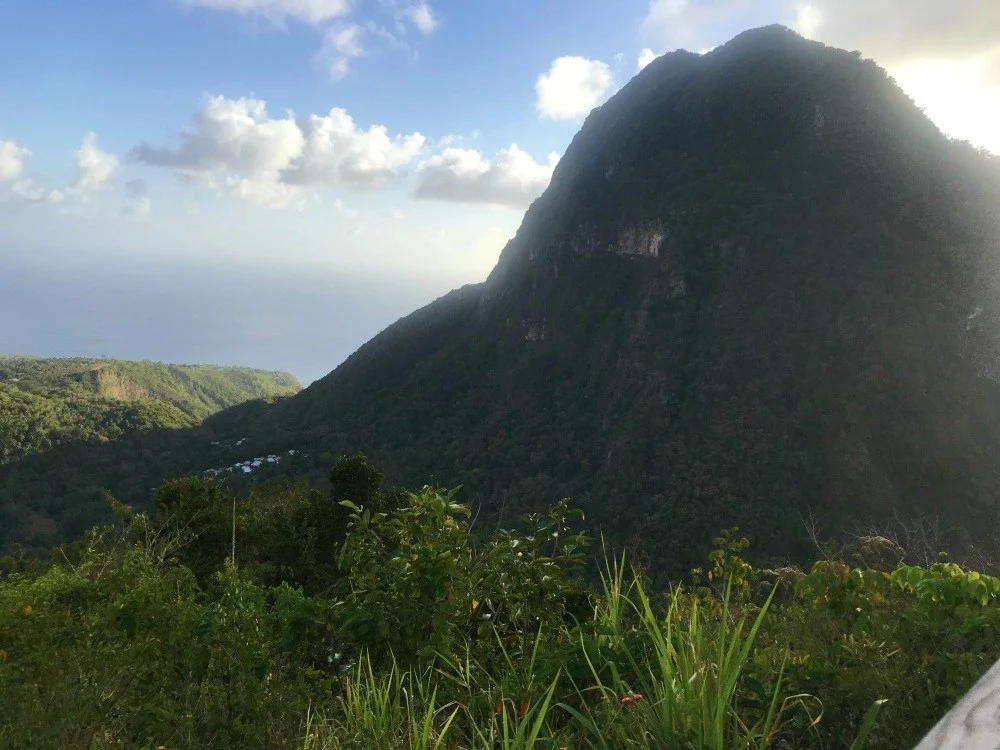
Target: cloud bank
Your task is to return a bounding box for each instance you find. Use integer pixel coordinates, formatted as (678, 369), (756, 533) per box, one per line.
(0, 140), (30, 182)
(414, 145), (558, 208)
(73, 132), (119, 192)
(130, 95), (428, 207)
(536, 56), (614, 120)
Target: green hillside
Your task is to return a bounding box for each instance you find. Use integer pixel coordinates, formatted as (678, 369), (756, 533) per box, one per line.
(2, 459), (999, 749)
(0, 355), (300, 466)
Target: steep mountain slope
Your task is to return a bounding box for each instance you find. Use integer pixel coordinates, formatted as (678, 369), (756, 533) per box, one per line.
(5, 26), (1000, 571)
(249, 26), (1000, 569)
(0, 356), (300, 465)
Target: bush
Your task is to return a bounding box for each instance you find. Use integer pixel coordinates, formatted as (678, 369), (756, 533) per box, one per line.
(1, 462), (998, 748)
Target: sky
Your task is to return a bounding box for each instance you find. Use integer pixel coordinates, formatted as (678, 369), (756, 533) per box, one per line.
(1, 0), (998, 383)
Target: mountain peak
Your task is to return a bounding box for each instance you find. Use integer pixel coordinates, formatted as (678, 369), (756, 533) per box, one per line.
(715, 23), (809, 51)
(491, 24), (946, 286)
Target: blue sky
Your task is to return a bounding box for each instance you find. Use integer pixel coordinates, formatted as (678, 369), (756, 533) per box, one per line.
(1, 0), (997, 382)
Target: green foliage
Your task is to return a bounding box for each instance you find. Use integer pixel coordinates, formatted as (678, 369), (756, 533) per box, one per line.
(337, 486), (475, 663)
(335, 486), (590, 667)
(0, 379), (195, 464)
(0, 356), (295, 479)
(752, 555), (1000, 748)
(0, 355), (300, 467)
(0, 355), (301, 555)
(3, 458), (999, 748)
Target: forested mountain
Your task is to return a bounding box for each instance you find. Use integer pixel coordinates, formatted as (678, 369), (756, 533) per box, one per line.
(5, 26), (1000, 572)
(0, 355), (299, 465)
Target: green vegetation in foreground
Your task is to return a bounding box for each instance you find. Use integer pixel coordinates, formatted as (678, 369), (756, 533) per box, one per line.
(2, 455), (998, 749)
(0, 355), (300, 465)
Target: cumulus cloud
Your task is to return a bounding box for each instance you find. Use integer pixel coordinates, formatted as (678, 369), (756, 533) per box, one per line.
(73, 132), (118, 192)
(0, 140), (30, 182)
(405, 3), (437, 34)
(637, 48), (658, 72)
(535, 56), (614, 120)
(181, 0), (350, 24)
(319, 24), (366, 79)
(3, 131), (130, 211)
(0, 139), (65, 205)
(130, 95), (425, 205)
(131, 96), (304, 174)
(414, 145), (558, 208)
(283, 107), (425, 187)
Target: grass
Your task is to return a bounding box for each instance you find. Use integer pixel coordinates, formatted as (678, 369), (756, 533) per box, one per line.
(297, 560), (883, 749)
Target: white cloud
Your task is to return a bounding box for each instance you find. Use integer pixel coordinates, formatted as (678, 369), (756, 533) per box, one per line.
(535, 56), (614, 120)
(637, 48), (658, 72)
(181, 0), (350, 24)
(282, 107), (425, 187)
(0, 140), (63, 205)
(414, 145), (558, 208)
(73, 132), (118, 192)
(131, 95), (425, 205)
(319, 24), (366, 79)
(405, 3), (437, 34)
(131, 95), (305, 174)
(0, 140), (30, 182)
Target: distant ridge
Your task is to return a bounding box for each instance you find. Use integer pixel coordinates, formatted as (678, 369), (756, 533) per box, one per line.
(0, 354), (300, 465)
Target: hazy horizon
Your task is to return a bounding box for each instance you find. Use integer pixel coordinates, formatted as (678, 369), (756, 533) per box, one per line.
(2, 245), (465, 385)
